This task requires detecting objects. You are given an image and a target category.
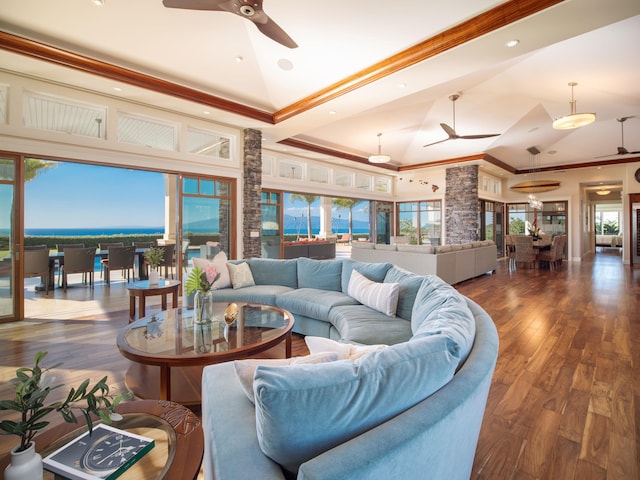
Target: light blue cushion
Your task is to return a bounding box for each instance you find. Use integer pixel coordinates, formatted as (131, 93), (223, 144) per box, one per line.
(296, 258), (342, 291)
(212, 285), (294, 305)
(340, 259), (392, 293)
(410, 276), (476, 363)
(276, 288), (358, 322)
(328, 305), (412, 345)
(246, 258), (298, 288)
(253, 335), (459, 473)
(383, 266), (425, 321)
(410, 275), (463, 331)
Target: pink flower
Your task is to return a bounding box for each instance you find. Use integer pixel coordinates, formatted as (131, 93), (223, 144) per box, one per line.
(204, 265), (219, 285)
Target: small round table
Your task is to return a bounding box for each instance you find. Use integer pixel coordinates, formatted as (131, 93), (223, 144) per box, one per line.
(0, 400), (203, 480)
(127, 279), (181, 322)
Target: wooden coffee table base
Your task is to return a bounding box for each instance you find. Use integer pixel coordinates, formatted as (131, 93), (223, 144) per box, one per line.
(124, 341), (287, 405)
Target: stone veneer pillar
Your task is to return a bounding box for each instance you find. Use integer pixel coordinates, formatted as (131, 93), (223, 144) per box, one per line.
(243, 128), (262, 258)
(445, 165), (479, 244)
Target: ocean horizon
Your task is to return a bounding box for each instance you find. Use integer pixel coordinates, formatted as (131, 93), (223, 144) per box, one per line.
(25, 227), (165, 236)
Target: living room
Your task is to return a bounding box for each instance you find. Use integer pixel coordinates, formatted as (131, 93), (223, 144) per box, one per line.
(1, 1), (640, 478)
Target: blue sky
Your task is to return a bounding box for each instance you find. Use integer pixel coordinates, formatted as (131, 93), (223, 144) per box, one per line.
(25, 161), (165, 228)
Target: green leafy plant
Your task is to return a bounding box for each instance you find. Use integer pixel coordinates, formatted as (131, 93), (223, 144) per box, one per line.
(0, 351), (132, 452)
(185, 265), (220, 295)
(143, 246), (165, 269)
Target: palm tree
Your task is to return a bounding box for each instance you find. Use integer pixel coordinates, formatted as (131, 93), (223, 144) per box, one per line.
(24, 157), (56, 181)
(289, 194), (319, 239)
(332, 197), (363, 240)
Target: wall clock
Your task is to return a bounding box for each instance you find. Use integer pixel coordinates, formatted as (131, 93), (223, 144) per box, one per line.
(635, 168), (640, 183)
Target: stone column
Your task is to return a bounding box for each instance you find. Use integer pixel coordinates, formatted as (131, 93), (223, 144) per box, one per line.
(243, 128), (262, 258)
(445, 165), (479, 244)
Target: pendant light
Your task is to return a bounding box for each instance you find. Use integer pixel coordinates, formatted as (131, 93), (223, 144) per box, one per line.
(552, 82), (596, 130)
(368, 133), (391, 164)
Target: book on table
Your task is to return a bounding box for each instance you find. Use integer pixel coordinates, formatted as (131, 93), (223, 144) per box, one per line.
(43, 423), (155, 480)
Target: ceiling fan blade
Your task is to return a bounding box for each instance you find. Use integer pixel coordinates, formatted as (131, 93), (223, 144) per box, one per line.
(440, 123), (457, 138)
(617, 146), (629, 155)
(458, 133), (501, 140)
(255, 16), (298, 48)
(423, 138), (450, 148)
(162, 0), (226, 11)
(163, 0), (297, 48)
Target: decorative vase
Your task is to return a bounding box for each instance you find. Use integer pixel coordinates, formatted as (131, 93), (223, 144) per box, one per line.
(194, 323), (213, 353)
(4, 442), (43, 480)
(148, 268), (160, 285)
(194, 290), (213, 325)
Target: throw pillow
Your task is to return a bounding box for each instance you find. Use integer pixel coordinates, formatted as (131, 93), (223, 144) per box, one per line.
(227, 261), (255, 289)
(304, 336), (387, 360)
(347, 270), (399, 316)
(233, 352), (340, 404)
(192, 251), (231, 289)
(253, 334), (460, 473)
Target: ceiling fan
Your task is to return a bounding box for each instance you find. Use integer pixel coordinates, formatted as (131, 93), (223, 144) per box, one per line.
(423, 93), (500, 147)
(162, 0), (298, 49)
(605, 116), (639, 156)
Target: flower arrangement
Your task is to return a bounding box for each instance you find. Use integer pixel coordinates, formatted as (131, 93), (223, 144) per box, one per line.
(185, 265), (220, 295)
(143, 246), (165, 270)
(0, 351), (131, 452)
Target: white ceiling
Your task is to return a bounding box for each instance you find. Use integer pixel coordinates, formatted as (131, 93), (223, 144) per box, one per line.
(1, 0), (639, 175)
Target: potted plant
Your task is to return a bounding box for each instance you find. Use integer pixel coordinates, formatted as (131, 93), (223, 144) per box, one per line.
(143, 246), (165, 285)
(185, 265), (220, 325)
(0, 351), (131, 479)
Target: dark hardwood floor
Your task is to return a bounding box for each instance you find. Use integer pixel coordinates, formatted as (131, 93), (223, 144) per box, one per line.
(1, 250), (637, 479)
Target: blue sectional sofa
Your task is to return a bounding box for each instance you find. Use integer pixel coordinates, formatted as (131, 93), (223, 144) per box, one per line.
(203, 257), (499, 479)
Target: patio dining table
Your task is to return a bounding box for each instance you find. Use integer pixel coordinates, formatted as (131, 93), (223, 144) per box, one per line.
(41, 248), (149, 289)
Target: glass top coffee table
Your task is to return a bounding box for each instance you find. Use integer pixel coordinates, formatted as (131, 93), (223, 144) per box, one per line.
(117, 302), (294, 405)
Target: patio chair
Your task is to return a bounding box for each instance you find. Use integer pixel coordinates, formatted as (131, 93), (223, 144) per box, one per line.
(98, 242), (124, 279)
(104, 245), (136, 286)
(160, 243), (175, 279)
(24, 245), (50, 295)
(61, 246), (95, 291)
(514, 235), (537, 269)
(336, 233), (351, 245)
(56, 243), (85, 286)
(182, 240), (190, 272)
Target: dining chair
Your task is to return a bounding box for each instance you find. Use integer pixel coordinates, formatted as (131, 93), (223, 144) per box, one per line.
(182, 240), (190, 272)
(133, 242), (155, 279)
(104, 245), (136, 286)
(61, 246), (96, 291)
(98, 242), (125, 279)
(24, 245), (50, 295)
(505, 235), (516, 269)
(160, 243), (175, 279)
(514, 235), (537, 269)
(56, 243), (85, 286)
(537, 235), (564, 270)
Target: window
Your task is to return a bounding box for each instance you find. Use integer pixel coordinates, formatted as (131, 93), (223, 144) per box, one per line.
(397, 201), (441, 245)
(187, 127), (232, 159)
(118, 112), (177, 151)
(594, 208), (620, 235)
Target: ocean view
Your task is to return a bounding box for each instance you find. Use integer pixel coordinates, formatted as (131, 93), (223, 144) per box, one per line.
(25, 227), (165, 237)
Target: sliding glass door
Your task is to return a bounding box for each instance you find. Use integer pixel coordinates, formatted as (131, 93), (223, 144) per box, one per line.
(0, 156), (18, 321)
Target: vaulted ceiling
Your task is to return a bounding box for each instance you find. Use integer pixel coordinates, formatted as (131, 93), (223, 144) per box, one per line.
(1, 0), (639, 175)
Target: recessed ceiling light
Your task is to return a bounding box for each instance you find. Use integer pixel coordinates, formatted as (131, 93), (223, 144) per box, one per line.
(92, 0), (105, 5)
(329, 111), (337, 115)
(203, 111), (211, 115)
(277, 59), (294, 71)
(398, 83), (407, 89)
(505, 39), (519, 48)
(235, 56), (244, 63)
(113, 87), (122, 92)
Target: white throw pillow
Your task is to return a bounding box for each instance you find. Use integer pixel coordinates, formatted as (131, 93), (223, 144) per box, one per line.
(227, 262), (255, 289)
(305, 336), (387, 360)
(192, 251), (231, 289)
(234, 352), (340, 403)
(347, 269), (400, 316)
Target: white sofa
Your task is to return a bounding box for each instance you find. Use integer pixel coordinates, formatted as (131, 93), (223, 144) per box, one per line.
(595, 235), (622, 248)
(351, 240), (497, 285)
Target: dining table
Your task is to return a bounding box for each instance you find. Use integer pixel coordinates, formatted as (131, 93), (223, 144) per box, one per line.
(40, 248), (149, 290)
